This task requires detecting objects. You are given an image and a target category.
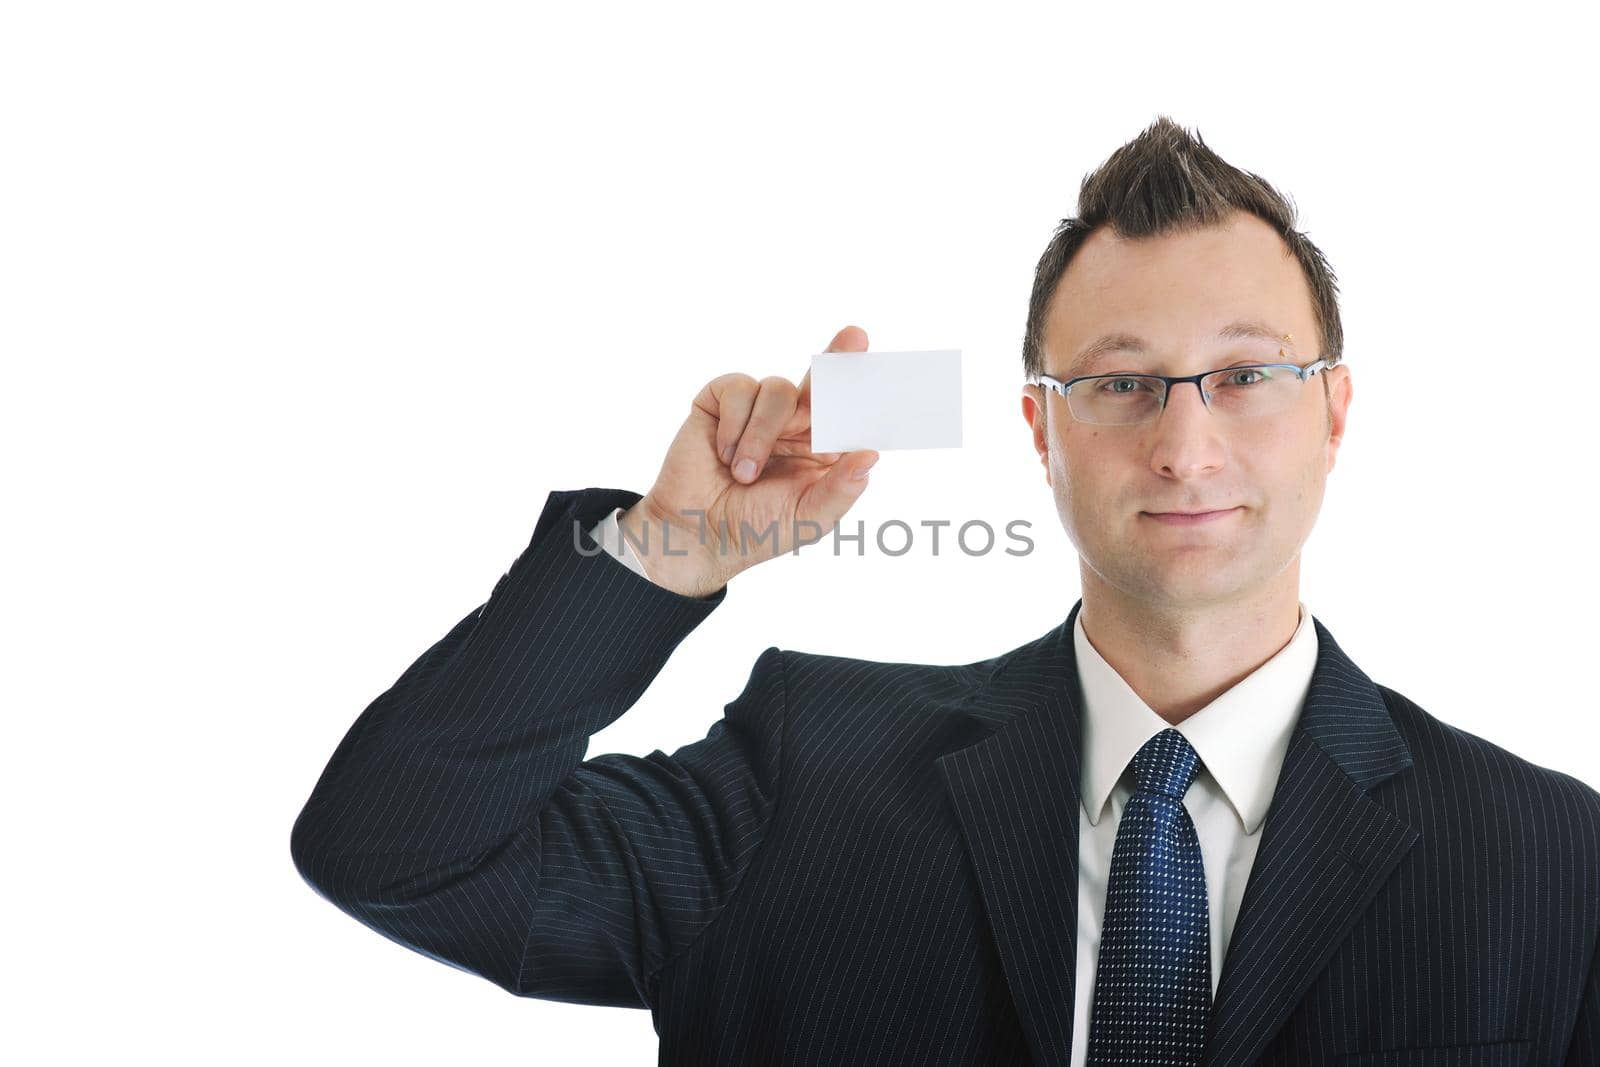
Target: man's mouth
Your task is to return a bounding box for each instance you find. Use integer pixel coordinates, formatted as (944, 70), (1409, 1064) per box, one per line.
(1141, 507), (1242, 526)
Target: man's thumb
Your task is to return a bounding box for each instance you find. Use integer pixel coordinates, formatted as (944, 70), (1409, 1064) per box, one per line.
(799, 450), (879, 530)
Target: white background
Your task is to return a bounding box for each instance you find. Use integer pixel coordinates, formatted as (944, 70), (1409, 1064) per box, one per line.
(4, 2), (1596, 1063)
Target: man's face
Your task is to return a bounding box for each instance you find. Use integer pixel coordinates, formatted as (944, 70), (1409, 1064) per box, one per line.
(1021, 210), (1352, 612)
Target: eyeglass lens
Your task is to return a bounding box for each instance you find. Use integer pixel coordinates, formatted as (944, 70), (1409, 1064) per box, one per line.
(1069, 364), (1307, 426)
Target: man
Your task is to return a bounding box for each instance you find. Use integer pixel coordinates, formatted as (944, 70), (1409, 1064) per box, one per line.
(290, 117), (1600, 1064)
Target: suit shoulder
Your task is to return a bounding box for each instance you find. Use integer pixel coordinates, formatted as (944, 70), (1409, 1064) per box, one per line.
(770, 642), (1012, 754)
(779, 643), (1006, 694)
(1377, 682), (1600, 841)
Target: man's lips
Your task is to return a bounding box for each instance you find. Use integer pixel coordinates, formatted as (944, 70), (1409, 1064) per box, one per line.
(1141, 507), (1242, 525)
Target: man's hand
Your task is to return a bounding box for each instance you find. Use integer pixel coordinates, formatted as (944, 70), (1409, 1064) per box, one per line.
(618, 325), (881, 598)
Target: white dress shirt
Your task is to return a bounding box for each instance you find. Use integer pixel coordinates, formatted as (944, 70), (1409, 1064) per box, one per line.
(586, 505), (655, 581)
(587, 505), (1318, 1064)
(1070, 600), (1316, 1066)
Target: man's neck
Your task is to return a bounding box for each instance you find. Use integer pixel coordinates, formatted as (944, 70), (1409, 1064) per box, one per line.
(1076, 574), (1302, 727)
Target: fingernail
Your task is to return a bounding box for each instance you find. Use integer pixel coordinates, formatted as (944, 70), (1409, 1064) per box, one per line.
(721, 444), (735, 464)
(734, 458), (757, 481)
(851, 463), (873, 480)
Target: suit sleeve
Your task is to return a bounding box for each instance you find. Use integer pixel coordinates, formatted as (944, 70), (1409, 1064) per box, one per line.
(1568, 937), (1600, 1065)
(289, 486), (786, 1009)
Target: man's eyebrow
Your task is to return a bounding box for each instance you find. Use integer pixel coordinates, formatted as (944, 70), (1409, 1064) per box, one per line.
(1061, 319), (1292, 378)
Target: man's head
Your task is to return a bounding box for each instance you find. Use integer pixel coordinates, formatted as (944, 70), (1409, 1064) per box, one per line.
(1020, 116), (1353, 614)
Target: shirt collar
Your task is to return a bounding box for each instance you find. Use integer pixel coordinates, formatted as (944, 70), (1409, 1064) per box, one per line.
(1075, 602), (1318, 835)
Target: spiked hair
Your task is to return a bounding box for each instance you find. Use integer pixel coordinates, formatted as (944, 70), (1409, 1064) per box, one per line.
(1022, 116), (1343, 381)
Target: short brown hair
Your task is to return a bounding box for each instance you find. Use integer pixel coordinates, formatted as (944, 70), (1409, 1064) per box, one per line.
(1021, 115), (1343, 381)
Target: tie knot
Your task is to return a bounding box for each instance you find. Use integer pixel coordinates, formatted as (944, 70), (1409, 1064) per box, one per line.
(1129, 728), (1201, 799)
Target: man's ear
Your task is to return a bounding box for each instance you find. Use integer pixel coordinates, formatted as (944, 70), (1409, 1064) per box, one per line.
(1021, 384), (1051, 485)
(1324, 363), (1352, 472)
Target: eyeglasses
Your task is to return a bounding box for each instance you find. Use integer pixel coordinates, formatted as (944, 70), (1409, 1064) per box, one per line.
(1032, 357), (1332, 426)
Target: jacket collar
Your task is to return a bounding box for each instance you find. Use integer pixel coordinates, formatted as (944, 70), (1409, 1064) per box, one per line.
(1075, 601), (1316, 835)
(935, 599), (1419, 1067)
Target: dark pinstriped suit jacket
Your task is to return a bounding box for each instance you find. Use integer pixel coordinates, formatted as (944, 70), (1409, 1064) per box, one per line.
(291, 486), (1600, 1065)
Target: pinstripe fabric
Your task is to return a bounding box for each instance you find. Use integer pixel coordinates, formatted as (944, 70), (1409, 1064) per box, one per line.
(292, 486), (1600, 1065)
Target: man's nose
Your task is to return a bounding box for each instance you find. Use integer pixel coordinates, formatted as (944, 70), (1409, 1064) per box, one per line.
(1158, 377), (1215, 423)
(1146, 378), (1226, 473)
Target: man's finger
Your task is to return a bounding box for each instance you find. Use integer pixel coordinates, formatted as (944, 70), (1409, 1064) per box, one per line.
(708, 373), (761, 466)
(731, 376), (800, 483)
(798, 325), (867, 407)
(826, 325), (869, 353)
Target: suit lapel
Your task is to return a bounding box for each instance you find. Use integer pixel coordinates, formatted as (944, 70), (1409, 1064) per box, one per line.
(935, 601), (1086, 1067)
(935, 604), (1421, 1067)
(1203, 616), (1420, 1066)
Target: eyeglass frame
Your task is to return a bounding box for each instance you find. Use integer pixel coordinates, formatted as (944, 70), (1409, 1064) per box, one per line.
(1031, 356), (1333, 425)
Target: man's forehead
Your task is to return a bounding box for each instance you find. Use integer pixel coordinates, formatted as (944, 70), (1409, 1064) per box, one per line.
(1057, 213), (1298, 299)
(1058, 320), (1297, 379)
(1044, 216), (1314, 374)
(1078, 209), (1283, 256)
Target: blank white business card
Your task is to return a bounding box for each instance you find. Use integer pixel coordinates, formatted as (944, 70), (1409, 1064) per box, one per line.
(809, 349), (962, 452)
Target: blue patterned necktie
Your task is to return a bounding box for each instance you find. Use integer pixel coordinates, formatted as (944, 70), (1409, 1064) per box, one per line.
(1086, 727), (1211, 1065)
